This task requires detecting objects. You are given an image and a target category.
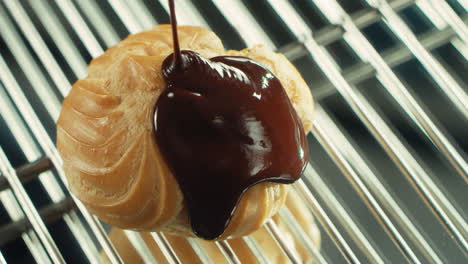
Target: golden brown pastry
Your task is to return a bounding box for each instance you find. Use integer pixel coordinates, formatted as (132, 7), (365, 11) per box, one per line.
(102, 189), (321, 263)
(57, 25), (314, 239)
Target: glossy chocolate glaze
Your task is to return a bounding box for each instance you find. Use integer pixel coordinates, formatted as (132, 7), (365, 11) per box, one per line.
(153, 0), (308, 240)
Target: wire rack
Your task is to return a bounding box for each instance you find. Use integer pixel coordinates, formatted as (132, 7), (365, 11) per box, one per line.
(0, 0), (467, 263)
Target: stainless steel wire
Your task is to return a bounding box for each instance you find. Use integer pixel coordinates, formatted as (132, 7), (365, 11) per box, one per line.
(186, 238), (213, 264)
(264, 220), (302, 264)
(108, 0), (144, 34)
(211, 0), (276, 49)
(278, 208), (328, 264)
(0, 89), (56, 264)
(458, 0), (468, 11)
(240, 236), (269, 264)
(151, 233), (181, 264)
(215, 241), (241, 264)
(123, 231), (158, 264)
(73, 0), (121, 47)
(0, 251), (6, 264)
(55, 0), (106, 58)
(0, 179), (50, 263)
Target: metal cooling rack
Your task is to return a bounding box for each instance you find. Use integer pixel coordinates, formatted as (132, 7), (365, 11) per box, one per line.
(0, 0), (467, 263)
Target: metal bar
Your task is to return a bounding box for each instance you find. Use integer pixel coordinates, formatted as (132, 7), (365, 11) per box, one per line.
(416, 0), (449, 30)
(458, 0), (468, 11)
(268, 0), (468, 252)
(215, 241), (241, 264)
(241, 236), (269, 264)
(264, 220), (302, 264)
(211, 0), (276, 49)
(421, 0), (468, 44)
(73, 0), (120, 47)
(123, 231), (158, 264)
(0, 56), (123, 264)
(0, 148), (65, 263)
(0, 157), (52, 192)
(0, 198), (75, 246)
(186, 238), (213, 264)
(123, 0), (158, 28)
(366, 0), (468, 119)
(150, 233), (181, 264)
(278, 208), (328, 264)
(157, 0), (210, 28)
(0, 251), (6, 264)
(107, 0), (142, 34)
(233, 232), (268, 264)
(0, 189), (51, 263)
(450, 38), (468, 60)
(55, 0), (105, 58)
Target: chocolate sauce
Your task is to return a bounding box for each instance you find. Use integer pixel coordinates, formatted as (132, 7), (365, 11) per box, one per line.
(153, 0), (308, 240)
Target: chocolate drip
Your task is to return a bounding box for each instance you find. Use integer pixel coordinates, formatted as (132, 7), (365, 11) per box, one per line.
(153, 0), (308, 240)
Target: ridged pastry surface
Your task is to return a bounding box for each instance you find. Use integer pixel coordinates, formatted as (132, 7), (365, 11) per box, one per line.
(57, 25), (314, 238)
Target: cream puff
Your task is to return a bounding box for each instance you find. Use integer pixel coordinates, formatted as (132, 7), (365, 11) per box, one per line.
(57, 25), (314, 240)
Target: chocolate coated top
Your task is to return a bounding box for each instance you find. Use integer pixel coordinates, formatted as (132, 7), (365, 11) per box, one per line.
(153, 0), (308, 240)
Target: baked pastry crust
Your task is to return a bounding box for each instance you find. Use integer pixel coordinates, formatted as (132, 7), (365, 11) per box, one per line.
(57, 25), (314, 239)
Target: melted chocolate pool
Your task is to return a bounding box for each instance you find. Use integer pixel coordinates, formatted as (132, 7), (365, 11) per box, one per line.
(153, 0), (308, 240)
